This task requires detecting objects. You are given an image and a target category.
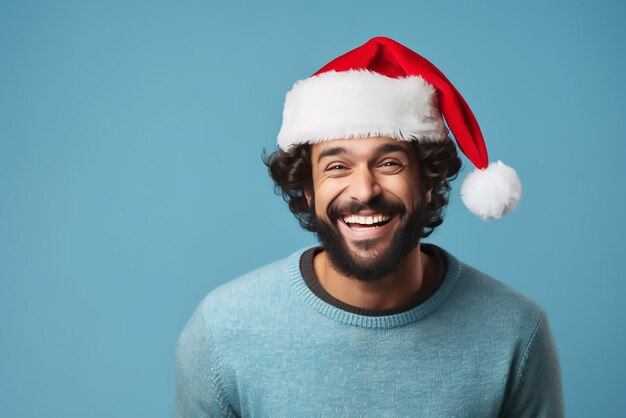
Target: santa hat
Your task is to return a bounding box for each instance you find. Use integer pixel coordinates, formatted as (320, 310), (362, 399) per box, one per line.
(277, 37), (521, 220)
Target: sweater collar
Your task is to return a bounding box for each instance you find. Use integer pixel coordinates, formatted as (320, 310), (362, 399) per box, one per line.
(287, 243), (463, 329)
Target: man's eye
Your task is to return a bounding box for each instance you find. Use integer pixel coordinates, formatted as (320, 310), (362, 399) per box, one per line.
(327, 164), (346, 171)
(378, 160), (404, 173)
(379, 160), (403, 168)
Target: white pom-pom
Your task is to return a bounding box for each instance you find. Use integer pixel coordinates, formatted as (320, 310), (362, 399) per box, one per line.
(460, 161), (522, 221)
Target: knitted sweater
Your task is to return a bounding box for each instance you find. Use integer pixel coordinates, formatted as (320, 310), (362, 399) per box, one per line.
(175, 245), (564, 417)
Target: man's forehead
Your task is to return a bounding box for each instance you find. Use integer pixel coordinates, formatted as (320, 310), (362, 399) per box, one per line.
(312, 136), (413, 160)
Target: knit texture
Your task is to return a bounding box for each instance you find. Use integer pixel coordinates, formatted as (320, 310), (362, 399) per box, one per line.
(175, 245), (564, 417)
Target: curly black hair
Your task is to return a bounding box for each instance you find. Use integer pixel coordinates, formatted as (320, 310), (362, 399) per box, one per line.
(263, 137), (462, 239)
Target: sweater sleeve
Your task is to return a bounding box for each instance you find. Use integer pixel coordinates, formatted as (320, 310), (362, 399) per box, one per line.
(499, 313), (565, 418)
(174, 302), (238, 418)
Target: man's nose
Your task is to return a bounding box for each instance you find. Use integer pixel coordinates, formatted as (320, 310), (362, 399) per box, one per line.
(349, 168), (382, 203)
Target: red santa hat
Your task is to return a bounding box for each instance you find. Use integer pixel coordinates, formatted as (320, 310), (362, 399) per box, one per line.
(277, 37), (521, 220)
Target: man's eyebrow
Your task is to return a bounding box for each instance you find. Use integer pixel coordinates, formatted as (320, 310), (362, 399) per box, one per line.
(317, 146), (348, 162)
(375, 143), (411, 158)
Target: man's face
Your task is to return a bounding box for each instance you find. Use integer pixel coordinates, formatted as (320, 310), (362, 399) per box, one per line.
(309, 136), (431, 282)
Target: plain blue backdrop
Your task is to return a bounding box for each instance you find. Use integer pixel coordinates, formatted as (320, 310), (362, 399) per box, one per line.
(1, 0), (624, 416)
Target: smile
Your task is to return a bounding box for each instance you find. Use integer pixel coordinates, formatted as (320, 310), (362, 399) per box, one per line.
(342, 214), (392, 229)
(337, 212), (397, 241)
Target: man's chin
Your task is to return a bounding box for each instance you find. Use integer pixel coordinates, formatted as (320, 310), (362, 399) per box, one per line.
(341, 246), (395, 271)
(327, 241), (412, 282)
(343, 234), (394, 254)
(322, 228), (412, 282)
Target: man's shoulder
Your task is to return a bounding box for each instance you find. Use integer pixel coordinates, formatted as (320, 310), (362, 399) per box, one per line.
(443, 248), (547, 331)
(194, 247), (310, 328)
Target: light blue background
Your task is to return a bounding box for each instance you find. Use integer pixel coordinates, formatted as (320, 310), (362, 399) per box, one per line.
(1, 1), (624, 416)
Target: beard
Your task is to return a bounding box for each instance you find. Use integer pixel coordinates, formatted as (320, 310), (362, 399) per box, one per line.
(312, 192), (428, 282)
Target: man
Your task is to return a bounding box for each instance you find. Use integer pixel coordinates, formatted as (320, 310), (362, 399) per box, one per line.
(175, 37), (564, 417)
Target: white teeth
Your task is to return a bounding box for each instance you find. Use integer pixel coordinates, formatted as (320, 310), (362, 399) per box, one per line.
(343, 214), (392, 225)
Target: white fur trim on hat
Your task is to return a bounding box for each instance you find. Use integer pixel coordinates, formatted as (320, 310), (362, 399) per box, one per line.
(277, 70), (449, 150)
(460, 161), (522, 220)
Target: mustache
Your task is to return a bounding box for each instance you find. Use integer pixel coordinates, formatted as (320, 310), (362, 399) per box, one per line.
(327, 195), (406, 222)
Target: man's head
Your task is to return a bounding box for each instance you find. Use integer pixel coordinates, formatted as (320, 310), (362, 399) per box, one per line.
(264, 136), (462, 281)
(274, 37), (521, 222)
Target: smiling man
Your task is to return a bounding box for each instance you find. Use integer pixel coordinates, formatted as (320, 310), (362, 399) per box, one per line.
(175, 38), (564, 417)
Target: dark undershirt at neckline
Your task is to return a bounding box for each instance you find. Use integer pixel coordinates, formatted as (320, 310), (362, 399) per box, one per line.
(299, 244), (448, 317)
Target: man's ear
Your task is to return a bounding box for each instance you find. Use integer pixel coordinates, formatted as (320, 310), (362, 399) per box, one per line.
(305, 188), (313, 208)
(424, 180), (433, 204)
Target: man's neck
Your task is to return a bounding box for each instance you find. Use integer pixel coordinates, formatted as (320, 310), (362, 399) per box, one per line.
(312, 244), (440, 311)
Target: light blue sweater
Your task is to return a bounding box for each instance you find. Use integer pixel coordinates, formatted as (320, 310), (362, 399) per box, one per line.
(175, 245), (564, 417)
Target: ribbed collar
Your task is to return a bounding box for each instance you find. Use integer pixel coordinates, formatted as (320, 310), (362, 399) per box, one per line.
(287, 244), (463, 329)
